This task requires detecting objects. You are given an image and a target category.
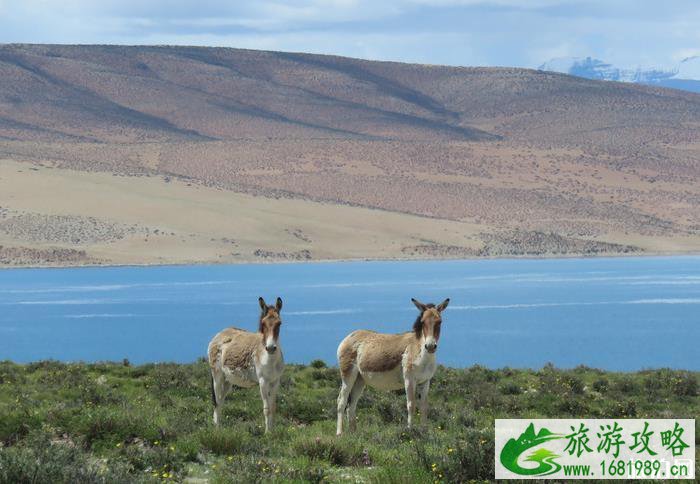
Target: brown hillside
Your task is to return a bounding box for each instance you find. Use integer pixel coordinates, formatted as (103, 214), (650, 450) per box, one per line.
(0, 44), (698, 265)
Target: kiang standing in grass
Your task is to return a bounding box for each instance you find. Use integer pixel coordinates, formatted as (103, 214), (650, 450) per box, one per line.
(208, 297), (285, 433)
(335, 298), (450, 435)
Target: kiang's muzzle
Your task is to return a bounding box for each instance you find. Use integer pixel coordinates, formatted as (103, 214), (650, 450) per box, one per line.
(265, 338), (278, 353)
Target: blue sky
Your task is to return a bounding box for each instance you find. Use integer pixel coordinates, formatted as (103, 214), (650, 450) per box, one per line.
(0, 0), (698, 69)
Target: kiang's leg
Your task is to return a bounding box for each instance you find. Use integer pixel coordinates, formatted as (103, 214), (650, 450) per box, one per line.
(259, 377), (273, 433)
(404, 376), (416, 428)
(336, 366), (358, 435)
(269, 378), (281, 429)
(347, 376), (366, 432)
(211, 369), (229, 426)
(417, 379), (430, 424)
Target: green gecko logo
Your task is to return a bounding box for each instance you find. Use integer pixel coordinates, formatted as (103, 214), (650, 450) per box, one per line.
(500, 423), (565, 476)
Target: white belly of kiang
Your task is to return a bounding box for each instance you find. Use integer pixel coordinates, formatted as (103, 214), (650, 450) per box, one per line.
(361, 365), (404, 391)
(223, 366), (257, 388)
(413, 358), (437, 384)
(258, 352), (284, 382)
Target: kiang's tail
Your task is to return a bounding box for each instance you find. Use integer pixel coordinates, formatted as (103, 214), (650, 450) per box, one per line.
(210, 373), (216, 407)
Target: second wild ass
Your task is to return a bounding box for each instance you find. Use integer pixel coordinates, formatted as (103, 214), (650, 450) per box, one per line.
(335, 297), (450, 435)
(207, 297), (284, 432)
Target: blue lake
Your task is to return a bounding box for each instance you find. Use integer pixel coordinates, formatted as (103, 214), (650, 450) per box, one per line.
(0, 256), (698, 371)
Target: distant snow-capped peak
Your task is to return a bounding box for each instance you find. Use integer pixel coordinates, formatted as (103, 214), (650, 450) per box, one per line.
(538, 56), (700, 83)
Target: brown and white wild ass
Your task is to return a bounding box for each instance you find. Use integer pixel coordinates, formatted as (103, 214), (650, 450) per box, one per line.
(207, 297), (284, 432)
(335, 297), (449, 435)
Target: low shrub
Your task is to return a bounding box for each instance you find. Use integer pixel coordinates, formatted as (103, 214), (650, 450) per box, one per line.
(72, 406), (162, 449)
(292, 435), (364, 466)
(0, 361), (697, 482)
(197, 427), (250, 455)
(614, 376), (638, 395)
(309, 359), (327, 369)
(116, 440), (185, 477)
(672, 372), (698, 397)
(500, 382), (522, 395)
(422, 429), (495, 482)
(212, 455), (326, 483)
(0, 409), (43, 445)
(592, 377), (609, 393)
(368, 465), (431, 483)
(310, 368), (339, 384)
(0, 431), (132, 483)
(373, 398), (405, 424)
(282, 394), (331, 424)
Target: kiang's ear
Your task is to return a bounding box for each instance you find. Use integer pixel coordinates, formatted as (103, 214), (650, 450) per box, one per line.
(259, 297), (267, 312)
(275, 297), (283, 312)
(411, 298), (427, 312)
(437, 298), (450, 312)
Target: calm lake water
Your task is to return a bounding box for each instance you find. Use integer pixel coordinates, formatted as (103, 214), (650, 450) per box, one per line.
(0, 256), (698, 370)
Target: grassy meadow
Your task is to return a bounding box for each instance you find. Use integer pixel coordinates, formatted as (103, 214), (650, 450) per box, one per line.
(0, 360), (697, 483)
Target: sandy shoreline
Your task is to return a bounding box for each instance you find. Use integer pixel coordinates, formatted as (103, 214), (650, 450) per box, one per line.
(1, 251), (698, 271)
(2, 159), (699, 269)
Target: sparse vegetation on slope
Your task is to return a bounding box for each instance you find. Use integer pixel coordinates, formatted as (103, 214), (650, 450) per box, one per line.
(1, 44), (699, 265)
(0, 360), (697, 483)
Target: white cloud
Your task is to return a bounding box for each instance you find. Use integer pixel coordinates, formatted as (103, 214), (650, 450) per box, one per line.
(409, 0), (573, 6)
(0, 0), (699, 69)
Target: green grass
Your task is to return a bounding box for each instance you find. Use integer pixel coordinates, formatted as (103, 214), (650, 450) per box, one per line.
(0, 360), (697, 483)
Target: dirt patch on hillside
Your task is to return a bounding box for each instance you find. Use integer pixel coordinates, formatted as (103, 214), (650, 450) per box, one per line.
(0, 212), (146, 245)
(0, 245), (97, 265)
(478, 230), (640, 256)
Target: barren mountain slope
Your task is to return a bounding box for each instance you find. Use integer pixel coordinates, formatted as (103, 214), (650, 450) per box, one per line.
(0, 44), (698, 265)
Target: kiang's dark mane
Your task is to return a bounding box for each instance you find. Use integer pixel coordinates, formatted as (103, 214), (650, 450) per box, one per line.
(259, 306), (273, 333)
(413, 303), (435, 338)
